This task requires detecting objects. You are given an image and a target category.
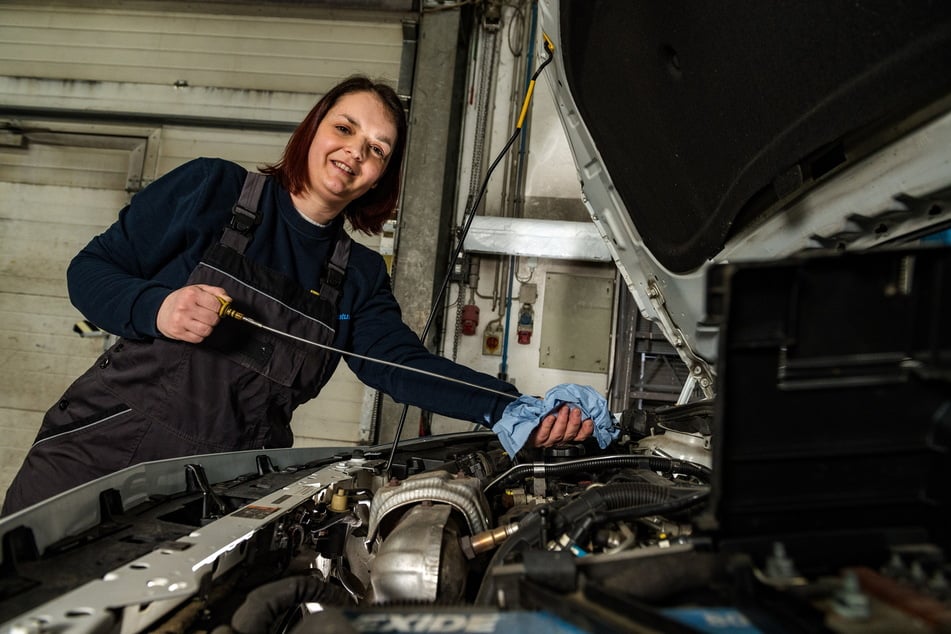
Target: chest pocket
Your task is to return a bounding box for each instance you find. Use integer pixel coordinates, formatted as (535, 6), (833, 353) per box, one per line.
(189, 255), (338, 388)
(202, 311), (304, 387)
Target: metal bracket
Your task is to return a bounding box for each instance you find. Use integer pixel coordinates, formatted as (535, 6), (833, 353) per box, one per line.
(645, 279), (715, 402)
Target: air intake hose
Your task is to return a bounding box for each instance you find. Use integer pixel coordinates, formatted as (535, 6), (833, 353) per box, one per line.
(230, 574), (352, 634)
(554, 483), (675, 529)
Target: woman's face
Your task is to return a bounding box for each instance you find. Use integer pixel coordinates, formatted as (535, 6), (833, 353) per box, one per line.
(300, 90), (397, 221)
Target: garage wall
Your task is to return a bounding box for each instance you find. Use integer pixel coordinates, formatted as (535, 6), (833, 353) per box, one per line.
(0, 3), (402, 104)
(430, 7), (613, 436)
(0, 2), (407, 509)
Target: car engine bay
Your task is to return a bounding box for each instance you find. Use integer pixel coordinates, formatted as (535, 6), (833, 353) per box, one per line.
(0, 422), (710, 633)
(2, 394), (949, 634)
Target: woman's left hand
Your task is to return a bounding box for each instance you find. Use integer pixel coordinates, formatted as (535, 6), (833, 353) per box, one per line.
(528, 404), (594, 448)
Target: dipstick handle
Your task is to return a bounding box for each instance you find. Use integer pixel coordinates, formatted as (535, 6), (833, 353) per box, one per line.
(215, 296), (245, 321)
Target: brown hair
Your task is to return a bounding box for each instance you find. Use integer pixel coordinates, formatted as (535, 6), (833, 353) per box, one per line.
(262, 76), (407, 234)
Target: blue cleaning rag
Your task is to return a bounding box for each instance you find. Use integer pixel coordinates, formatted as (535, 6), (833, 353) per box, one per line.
(492, 383), (619, 456)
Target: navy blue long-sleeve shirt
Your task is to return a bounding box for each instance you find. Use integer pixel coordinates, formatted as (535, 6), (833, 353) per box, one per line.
(68, 158), (519, 426)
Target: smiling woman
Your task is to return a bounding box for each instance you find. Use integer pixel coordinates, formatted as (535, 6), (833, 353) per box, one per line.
(295, 92), (396, 223)
(262, 76), (407, 233)
(1, 75), (601, 515)
(296, 92), (396, 224)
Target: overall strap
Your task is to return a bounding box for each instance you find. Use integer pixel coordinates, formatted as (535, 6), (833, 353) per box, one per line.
(317, 231), (352, 305)
(220, 172), (267, 253)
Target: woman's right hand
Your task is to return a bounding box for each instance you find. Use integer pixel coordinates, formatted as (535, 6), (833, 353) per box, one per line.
(156, 284), (230, 343)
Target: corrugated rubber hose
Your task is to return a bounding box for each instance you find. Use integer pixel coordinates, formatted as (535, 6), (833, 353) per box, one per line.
(229, 574), (353, 634)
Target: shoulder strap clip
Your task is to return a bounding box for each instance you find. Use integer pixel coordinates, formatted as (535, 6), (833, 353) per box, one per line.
(230, 172), (266, 234)
(221, 172), (266, 253)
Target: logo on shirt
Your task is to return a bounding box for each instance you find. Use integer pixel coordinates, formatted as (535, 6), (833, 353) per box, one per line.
(339, 313), (350, 320)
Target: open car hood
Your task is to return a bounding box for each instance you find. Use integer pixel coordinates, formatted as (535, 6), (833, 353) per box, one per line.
(539, 0), (951, 392)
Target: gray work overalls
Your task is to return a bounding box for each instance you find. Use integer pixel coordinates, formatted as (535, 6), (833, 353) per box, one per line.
(2, 172), (351, 515)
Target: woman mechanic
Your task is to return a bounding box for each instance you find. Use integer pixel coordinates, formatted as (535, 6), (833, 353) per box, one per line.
(2, 76), (599, 515)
